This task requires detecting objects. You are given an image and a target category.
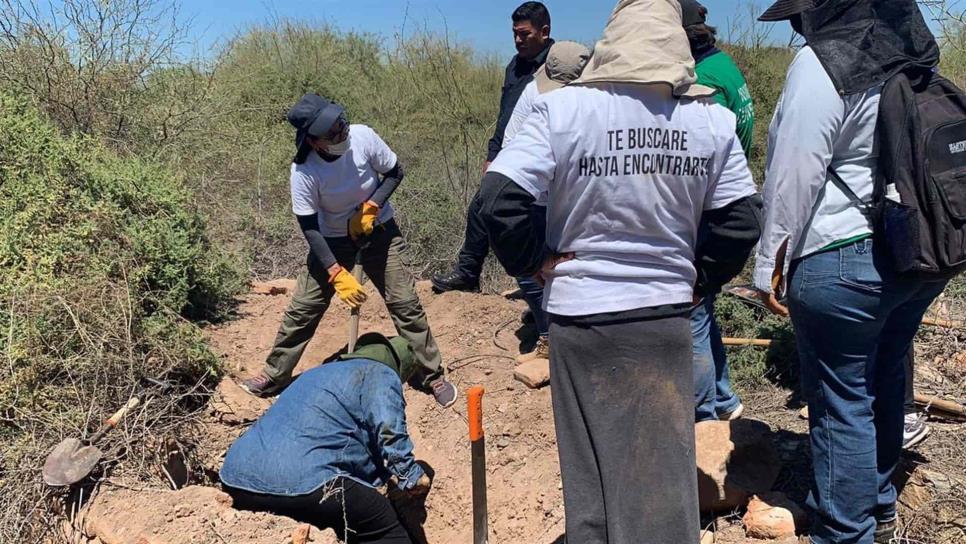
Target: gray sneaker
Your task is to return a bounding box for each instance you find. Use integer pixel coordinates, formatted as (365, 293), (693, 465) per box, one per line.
(874, 518), (896, 543)
(431, 377), (458, 409)
(240, 373), (286, 398)
(902, 412), (930, 450)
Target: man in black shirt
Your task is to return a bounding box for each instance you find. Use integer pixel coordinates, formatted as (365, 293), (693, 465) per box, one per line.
(432, 1), (553, 293)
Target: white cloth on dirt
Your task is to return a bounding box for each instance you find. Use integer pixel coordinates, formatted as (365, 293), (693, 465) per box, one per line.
(753, 46), (880, 293)
(290, 124), (397, 237)
(489, 82), (757, 317)
(574, 0), (714, 99)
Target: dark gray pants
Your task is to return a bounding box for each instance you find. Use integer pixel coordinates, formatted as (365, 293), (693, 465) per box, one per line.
(549, 312), (698, 544)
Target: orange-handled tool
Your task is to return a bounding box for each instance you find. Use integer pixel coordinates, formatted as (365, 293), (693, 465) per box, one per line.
(468, 386), (488, 544)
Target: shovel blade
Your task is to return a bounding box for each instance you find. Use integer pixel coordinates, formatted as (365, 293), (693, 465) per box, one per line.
(42, 438), (103, 487)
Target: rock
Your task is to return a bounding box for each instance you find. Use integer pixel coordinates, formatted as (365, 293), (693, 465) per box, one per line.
(291, 524), (311, 544)
(742, 492), (807, 540)
(84, 486), (340, 544)
(209, 378), (270, 425)
(695, 419), (782, 513)
(514, 358), (550, 389)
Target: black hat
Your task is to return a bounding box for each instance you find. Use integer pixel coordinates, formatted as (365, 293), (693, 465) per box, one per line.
(287, 94), (346, 164)
(758, 0), (815, 21)
(679, 0), (706, 27)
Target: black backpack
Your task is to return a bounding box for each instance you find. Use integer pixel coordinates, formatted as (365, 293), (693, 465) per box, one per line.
(831, 70), (966, 278)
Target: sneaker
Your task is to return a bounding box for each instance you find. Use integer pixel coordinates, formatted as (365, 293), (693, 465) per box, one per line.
(431, 270), (480, 293)
(874, 518), (896, 543)
(431, 377), (458, 408)
(902, 412), (930, 450)
(240, 373), (286, 398)
(718, 403), (745, 421)
(516, 336), (550, 364)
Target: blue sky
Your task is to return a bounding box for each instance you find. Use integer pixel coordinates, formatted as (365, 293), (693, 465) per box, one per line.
(187, 0), (795, 58)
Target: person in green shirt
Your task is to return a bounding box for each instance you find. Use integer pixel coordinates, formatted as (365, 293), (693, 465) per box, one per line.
(682, 0), (755, 156)
(680, 0), (756, 424)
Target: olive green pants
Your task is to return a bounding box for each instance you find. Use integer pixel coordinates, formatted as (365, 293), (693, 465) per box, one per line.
(263, 220), (442, 385)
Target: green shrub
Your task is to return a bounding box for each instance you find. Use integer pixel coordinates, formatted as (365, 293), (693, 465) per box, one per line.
(0, 92), (243, 541)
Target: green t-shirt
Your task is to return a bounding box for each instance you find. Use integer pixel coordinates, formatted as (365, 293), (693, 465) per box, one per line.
(695, 50), (755, 157)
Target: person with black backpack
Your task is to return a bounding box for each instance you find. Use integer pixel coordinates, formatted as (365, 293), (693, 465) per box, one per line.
(754, 1), (963, 543)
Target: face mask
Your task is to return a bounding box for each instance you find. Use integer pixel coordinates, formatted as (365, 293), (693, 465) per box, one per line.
(325, 134), (350, 157)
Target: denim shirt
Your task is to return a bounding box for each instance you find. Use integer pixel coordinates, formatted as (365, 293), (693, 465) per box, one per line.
(219, 359), (425, 496)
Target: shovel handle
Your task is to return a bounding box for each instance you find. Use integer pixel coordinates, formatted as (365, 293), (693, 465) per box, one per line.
(347, 246), (366, 353)
(915, 393), (966, 419)
(88, 397), (141, 445)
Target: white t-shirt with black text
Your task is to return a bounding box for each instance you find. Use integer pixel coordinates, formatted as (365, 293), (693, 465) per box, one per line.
(290, 124), (397, 237)
(489, 83), (757, 316)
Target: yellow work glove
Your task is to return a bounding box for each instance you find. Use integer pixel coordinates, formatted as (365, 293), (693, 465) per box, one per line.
(349, 200), (380, 240)
(329, 266), (368, 309)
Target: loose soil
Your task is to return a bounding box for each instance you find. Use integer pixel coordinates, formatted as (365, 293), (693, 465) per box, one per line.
(69, 280), (966, 544)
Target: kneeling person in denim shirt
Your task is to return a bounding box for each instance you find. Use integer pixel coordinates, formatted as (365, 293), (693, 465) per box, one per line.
(220, 333), (430, 544)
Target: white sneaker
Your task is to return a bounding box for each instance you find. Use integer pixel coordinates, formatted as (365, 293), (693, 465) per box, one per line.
(902, 412), (930, 450)
(718, 403), (745, 421)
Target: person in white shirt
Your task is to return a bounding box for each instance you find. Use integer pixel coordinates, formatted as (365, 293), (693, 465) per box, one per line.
(502, 40), (591, 366)
(241, 94), (457, 408)
(479, 1), (762, 541)
(754, 1), (945, 542)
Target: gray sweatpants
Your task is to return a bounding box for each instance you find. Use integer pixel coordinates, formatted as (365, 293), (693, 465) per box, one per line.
(549, 311), (698, 544)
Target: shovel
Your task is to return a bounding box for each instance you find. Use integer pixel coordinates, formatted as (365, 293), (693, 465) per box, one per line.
(347, 238), (371, 353)
(42, 396), (141, 487)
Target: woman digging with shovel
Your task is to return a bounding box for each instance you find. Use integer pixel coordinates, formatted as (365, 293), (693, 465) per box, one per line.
(241, 94), (456, 408)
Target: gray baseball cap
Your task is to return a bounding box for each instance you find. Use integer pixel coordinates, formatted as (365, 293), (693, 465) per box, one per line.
(535, 41), (593, 94)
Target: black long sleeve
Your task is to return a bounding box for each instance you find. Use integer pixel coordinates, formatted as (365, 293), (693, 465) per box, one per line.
(694, 194), (763, 297)
(297, 214), (338, 271)
(369, 162), (404, 207)
(477, 172), (546, 277)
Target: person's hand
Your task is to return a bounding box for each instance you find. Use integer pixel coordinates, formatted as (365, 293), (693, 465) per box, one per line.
(481, 160), (492, 175)
(535, 251), (576, 287)
(758, 288), (789, 317)
(328, 266), (367, 309)
(759, 239), (790, 317)
(407, 473), (432, 497)
(349, 200), (379, 240)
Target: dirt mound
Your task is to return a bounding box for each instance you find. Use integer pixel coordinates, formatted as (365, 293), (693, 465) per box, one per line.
(199, 280), (564, 543)
(83, 486), (340, 544)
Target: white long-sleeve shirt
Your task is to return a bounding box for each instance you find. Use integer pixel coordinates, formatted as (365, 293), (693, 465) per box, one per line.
(502, 79), (539, 147)
(753, 46), (880, 293)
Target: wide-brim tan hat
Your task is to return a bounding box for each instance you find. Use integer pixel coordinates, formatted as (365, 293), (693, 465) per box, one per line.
(573, 0), (715, 99)
(535, 41), (593, 94)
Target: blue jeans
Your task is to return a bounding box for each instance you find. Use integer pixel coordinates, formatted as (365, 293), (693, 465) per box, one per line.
(517, 275), (549, 337)
(691, 296), (741, 422)
(788, 239), (946, 544)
